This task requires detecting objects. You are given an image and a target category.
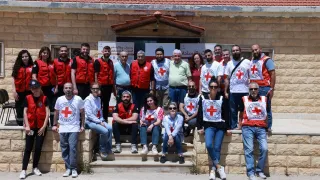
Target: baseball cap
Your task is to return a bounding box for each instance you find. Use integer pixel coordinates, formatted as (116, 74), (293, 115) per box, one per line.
(29, 80), (41, 88)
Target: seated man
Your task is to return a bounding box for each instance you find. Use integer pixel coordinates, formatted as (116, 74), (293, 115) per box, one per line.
(84, 83), (113, 161)
(239, 82), (268, 180)
(112, 91), (139, 153)
(179, 81), (200, 137)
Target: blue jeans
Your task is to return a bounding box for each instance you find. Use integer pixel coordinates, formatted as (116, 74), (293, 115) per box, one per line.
(140, 125), (160, 145)
(242, 126), (268, 177)
(259, 86), (272, 129)
(132, 88), (149, 110)
(204, 127), (225, 170)
(85, 121), (112, 153)
(162, 133), (183, 155)
(60, 132), (79, 170)
(168, 86), (187, 106)
(229, 92), (248, 129)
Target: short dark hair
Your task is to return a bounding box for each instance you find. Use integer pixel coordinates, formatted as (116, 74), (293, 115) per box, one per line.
(155, 48), (164, 54)
(209, 76), (218, 86)
(214, 44), (222, 49)
(232, 45), (242, 52)
(81, 43), (90, 48)
(204, 49), (212, 54)
(60, 45), (68, 50)
(222, 49), (230, 52)
(103, 46), (111, 50)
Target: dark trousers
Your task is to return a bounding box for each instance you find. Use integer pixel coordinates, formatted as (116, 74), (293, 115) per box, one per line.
(22, 128), (46, 170)
(100, 85), (113, 120)
(77, 83), (90, 100)
(222, 92), (230, 128)
(112, 122), (138, 144)
(42, 85), (55, 126)
(132, 88), (149, 110)
(15, 91), (31, 126)
(56, 85), (65, 97)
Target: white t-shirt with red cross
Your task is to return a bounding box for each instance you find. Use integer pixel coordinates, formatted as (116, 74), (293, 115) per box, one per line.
(200, 61), (223, 93)
(225, 59), (251, 93)
(55, 95), (84, 133)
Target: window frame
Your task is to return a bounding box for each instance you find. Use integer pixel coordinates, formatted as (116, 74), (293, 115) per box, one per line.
(0, 42), (4, 77)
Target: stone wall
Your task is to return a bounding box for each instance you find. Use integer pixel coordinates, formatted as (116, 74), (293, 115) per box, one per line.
(0, 127), (95, 172)
(193, 130), (320, 176)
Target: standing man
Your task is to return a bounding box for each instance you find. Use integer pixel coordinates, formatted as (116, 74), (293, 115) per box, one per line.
(168, 49), (192, 106)
(114, 51), (131, 103)
(239, 82), (268, 180)
(224, 45), (251, 129)
(71, 43), (94, 100)
(94, 46), (115, 120)
(199, 49), (223, 98)
(220, 49), (231, 128)
(52, 83), (85, 178)
(250, 44), (276, 132)
(130, 50), (155, 109)
(213, 44), (224, 63)
(151, 47), (170, 111)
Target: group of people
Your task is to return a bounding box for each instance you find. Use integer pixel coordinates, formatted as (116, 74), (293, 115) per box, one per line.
(12, 42), (275, 180)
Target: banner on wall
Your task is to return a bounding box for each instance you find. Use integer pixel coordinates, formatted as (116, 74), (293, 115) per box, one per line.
(145, 43), (176, 62)
(180, 43), (217, 61)
(98, 41), (135, 64)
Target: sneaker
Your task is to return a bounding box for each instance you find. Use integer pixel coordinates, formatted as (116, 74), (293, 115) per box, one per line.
(33, 167), (42, 176)
(160, 155), (167, 163)
(131, 144), (138, 154)
(100, 152), (108, 161)
(257, 172), (267, 179)
(114, 144), (121, 153)
(141, 145), (148, 155)
(152, 145), (158, 155)
(63, 169), (71, 177)
(217, 166), (226, 180)
(248, 175), (256, 180)
(179, 156), (185, 164)
(19, 170), (26, 179)
(71, 169), (78, 178)
(209, 170), (216, 180)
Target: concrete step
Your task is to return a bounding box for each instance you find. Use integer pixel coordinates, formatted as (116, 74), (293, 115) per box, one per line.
(110, 142), (194, 153)
(90, 160), (193, 173)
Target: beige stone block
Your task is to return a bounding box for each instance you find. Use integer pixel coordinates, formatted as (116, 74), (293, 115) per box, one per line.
(11, 140), (25, 151)
(14, 34), (28, 41)
(298, 144), (320, 156)
(228, 166), (246, 174)
(273, 167), (287, 175)
(33, 12), (49, 19)
(240, 155), (246, 166)
(268, 144), (276, 155)
(5, 48), (12, 55)
(0, 18), (13, 25)
(79, 28), (93, 35)
(194, 142), (206, 154)
(38, 163), (56, 172)
(46, 152), (64, 164)
(4, 12), (18, 18)
(0, 164), (9, 172)
(49, 13), (64, 20)
(287, 168), (299, 175)
(287, 156), (310, 168)
(0, 130), (22, 140)
(27, 19), (42, 26)
(56, 164), (66, 172)
(311, 136), (320, 144)
(298, 168), (320, 176)
(78, 14), (92, 20)
(267, 135), (287, 144)
(10, 164), (23, 172)
(198, 165), (210, 174)
(267, 155), (287, 167)
(0, 140), (10, 151)
(311, 157), (320, 168)
(225, 155), (240, 166)
(57, 20), (72, 27)
(18, 12), (34, 19)
(79, 152), (91, 163)
(287, 135), (310, 144)
(72, 20), (87, 28)
(42, 139), (59, 152)
(227, 143), (244, 155)
(196, 154), (209, 166)
(276, 144), (298, 155)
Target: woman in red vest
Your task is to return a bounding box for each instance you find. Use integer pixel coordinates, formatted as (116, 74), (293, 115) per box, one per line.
(19, 80), (49, 179)
(12, 50), (33, 126)
(188, 52), (204, 93)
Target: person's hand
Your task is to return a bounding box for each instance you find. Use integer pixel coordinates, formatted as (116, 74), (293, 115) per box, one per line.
(54, 87), (58, 95)
(168, 135), (174, 146)
(267, 89), (274, 100)
(226, 130), (232, 136)
(52, 126), (59, 133)
(184, 115), (190, 122)
(38, 126), (46, 136)
(100, 122), (106, 128)
(198, 128), (204, 135)
(13, 91), (19, 101)
(147, 124), (153, 132)
(79, 126), (84, 132)
(25, 126), (30, 135)
(225, 92), (229, 99)
(73, 88), (78, 95)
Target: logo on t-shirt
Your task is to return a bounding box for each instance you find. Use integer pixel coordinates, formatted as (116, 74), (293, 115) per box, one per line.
(60, 102), (76, 122)
(230, 66), (248, 85)
(247, 103), (266, 119)
(203, 100), (221, 120)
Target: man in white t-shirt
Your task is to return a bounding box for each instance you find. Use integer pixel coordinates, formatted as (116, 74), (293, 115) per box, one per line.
(200, 49), (223, 98)
(52, 83), (85, 178)
(224, 45), (250, 129)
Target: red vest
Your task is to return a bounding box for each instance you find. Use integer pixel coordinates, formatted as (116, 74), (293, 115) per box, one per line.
(97, 58), (114, 85)
(26, 95), (47, 128)
(241, 96), (267, 128)
(75, 56), (94, 84)
(249, 55), (271, 86)
(36, 60), (56, 86)
(14, 66), (32, 92)
(130, 61), (152, 89)
(113, 103), (135, 123)
(53, 58), (72, 86)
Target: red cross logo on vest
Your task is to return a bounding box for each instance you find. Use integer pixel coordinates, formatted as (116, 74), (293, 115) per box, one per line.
(170, 126), (174, 132)
(61, 106), (72, 118)
(158, 68), (166, 76)
(187, 102), (195, 111)
(236, 70), (244, 79)
(206, 105), (217, 116)
(251, 65), (258, 74)
(252, 107), (262, 115)
(145, 115), (154, 123)
(97, 110), (101, 118)
(205, 72), (212, 81)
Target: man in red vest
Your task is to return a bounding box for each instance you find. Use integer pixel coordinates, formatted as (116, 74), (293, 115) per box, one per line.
(250, 44), (276, 132)
(130, 50), (155, 109)
(71, 43), (94, 100)
(94, 46), (116, 120)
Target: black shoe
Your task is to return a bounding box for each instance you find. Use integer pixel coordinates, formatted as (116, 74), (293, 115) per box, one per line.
(160, 156), (167, 164)
(179, 156), (185, 164)
(184, 128), (191, 137)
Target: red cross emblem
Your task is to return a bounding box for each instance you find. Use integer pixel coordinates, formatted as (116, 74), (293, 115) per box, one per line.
(251, 65), (258, 74)
(204, 72), (212, 81)
(170, 126), (174, 132)
(187, 102), (195, 111)
(61, 106), (72, 118)
(145, 114), (154, 123)
(97, 110), (101, 118)
(158, 68), (166, 76)
(236, 70), (244, 79)
(252, 107), (262, 115)
(206, 106), (217, 116)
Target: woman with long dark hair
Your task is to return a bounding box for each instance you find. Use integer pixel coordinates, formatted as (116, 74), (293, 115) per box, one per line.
(12, 50), (33, 126)
(188, 52), (204, 93)
(139, 94), (164, 155)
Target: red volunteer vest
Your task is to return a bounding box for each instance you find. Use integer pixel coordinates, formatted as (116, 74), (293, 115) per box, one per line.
(130, 61), (152, 89)
(75, 56), (94, 84)
(113, 103), (135, 123)
(97, 58), (114, 85)
(26, 95), (47, 128)
(14, 66), (32, 92)
(53, 58), (72, 86)
(249, 56), (271, 86)
(241, 96), (267, 128)
(36, 60), (56, 86)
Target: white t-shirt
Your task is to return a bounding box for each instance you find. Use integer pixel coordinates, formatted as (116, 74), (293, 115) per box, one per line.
(54, 95), (84, 133)
(200, 61), (223, 93)
(225, 59), (251, 93)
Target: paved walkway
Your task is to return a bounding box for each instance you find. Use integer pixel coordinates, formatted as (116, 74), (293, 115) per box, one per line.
(0, 172), (319, 180)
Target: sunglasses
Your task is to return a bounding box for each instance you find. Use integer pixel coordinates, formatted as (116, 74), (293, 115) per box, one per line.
(209, 86), (219, 89)
(188, 85), (195, 88)
(91, 88), (100, 91)
(169, 107), (177, 110)
(249, 88), (258, 91)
